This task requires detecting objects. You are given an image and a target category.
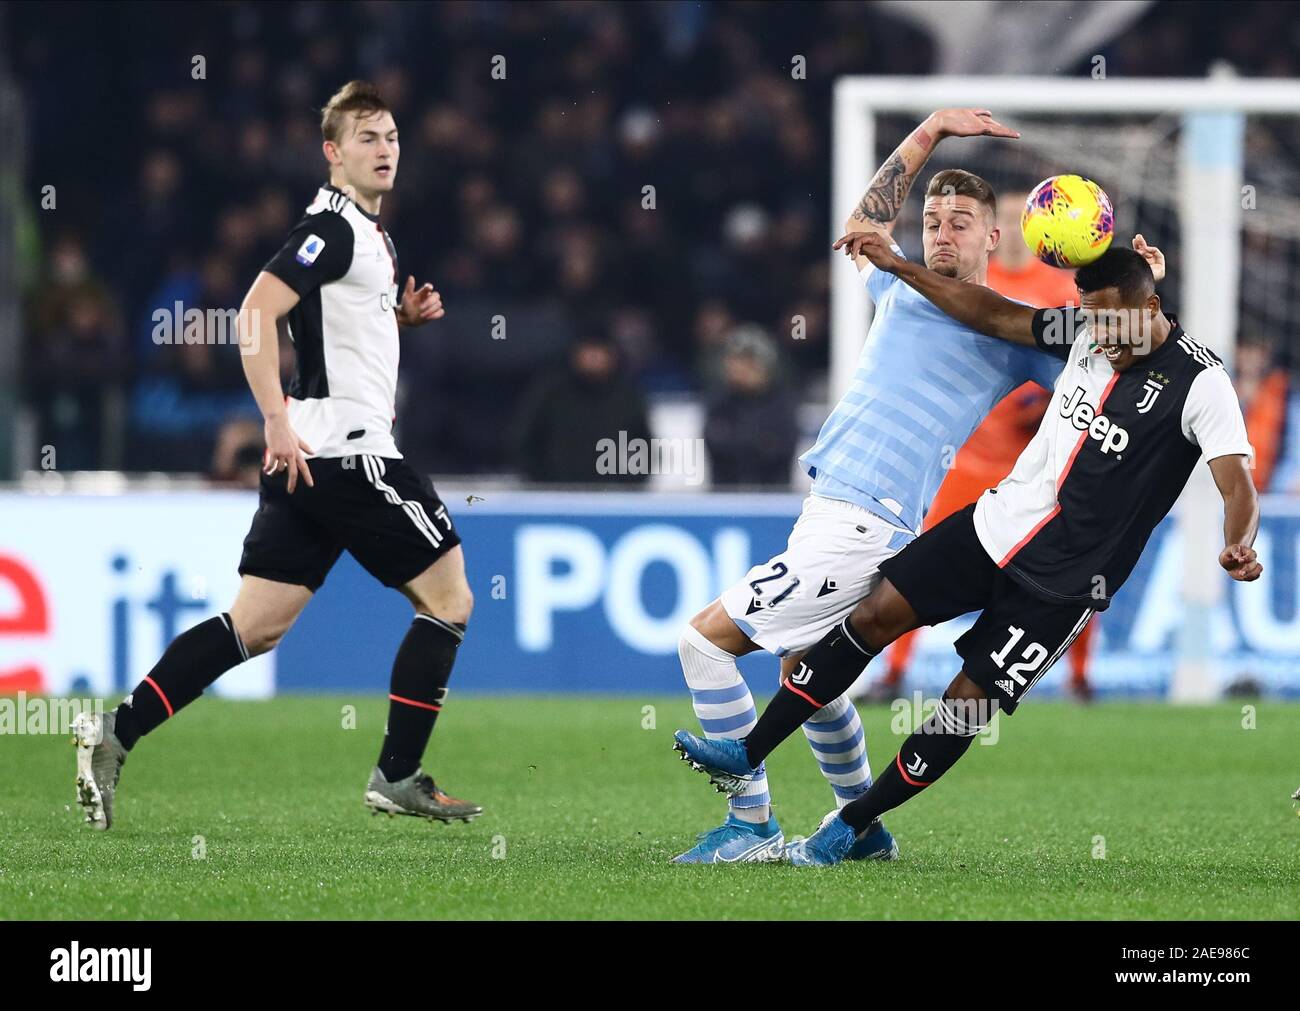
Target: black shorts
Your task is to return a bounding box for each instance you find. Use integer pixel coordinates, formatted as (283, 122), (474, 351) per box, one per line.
(238, 455), (461, 592)
(878, 505), (1095, 715)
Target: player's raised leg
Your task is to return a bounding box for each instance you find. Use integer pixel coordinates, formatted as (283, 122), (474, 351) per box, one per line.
(671, 600), (783, 863)
(778, 502), (1096, 865)
(790, 582), (1096, 867)
(74, 575), (312, 830)
(673, 580), (950, 866)
(673, 577), (919, 794)
(676, 503), (999, 797)
(363, 543), (483, 823)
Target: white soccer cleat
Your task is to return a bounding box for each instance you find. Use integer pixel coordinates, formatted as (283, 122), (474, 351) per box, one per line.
(72, 710), (127, 830)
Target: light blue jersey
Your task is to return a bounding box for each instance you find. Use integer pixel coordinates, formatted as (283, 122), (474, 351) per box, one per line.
(802, 252), (1063, 533)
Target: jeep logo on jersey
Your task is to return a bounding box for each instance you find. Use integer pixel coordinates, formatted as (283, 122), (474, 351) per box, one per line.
(1060, 386), (1129, 456)
(295, 234), (325, 266)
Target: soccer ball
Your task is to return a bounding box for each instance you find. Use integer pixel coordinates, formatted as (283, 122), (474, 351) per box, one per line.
(1020, 174), (1114, 268)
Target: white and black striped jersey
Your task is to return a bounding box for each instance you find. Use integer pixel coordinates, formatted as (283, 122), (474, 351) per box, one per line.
(263, 184), (402, 459)
(972, 310), (1252, 610)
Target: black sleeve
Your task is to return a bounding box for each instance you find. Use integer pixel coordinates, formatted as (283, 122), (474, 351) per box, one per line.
(1031, 305), (1086, 362)
(263, 212), (354, 297)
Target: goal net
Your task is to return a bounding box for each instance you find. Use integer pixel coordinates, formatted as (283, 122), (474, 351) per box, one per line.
(831, 75), (1300, 701)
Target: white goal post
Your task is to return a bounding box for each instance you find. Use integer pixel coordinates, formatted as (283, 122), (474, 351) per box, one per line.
(831, 75), (1300, 701)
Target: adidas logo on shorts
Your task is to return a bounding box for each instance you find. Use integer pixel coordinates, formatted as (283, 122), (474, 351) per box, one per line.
(995, 678), (1016, 696)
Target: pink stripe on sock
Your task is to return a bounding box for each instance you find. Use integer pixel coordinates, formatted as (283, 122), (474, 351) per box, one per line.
(389, 693), (441, 712)
(143, 676), (174, 718)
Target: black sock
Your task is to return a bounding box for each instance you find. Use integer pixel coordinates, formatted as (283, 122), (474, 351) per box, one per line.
(377, 614), (465, 782)
(743, 617), (877, 766)
(113, 614), (249, 750)
(839, 697), (983, 833)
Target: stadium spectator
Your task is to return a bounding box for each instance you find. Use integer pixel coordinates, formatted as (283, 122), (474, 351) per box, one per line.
(512, 331), (652, 485)
(24, 236), (127, 470)
(704, 326), (798, 488)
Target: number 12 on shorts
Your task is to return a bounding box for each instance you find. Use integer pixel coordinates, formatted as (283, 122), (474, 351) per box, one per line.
(989, 626), (1048, 691)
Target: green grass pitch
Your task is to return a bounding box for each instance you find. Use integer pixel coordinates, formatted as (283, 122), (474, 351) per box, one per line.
(3, 696), (1297, 919)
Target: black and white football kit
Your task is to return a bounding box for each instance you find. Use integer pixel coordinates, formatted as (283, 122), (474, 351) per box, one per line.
(879, 310), (1252, 712)
(239, 184), (460, 591)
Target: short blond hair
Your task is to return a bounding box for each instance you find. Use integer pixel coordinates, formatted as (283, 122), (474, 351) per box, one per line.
(320, 80), (390, 142)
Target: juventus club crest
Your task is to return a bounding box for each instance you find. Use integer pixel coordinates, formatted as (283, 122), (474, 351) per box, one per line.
(1137, 371), (1169, 414)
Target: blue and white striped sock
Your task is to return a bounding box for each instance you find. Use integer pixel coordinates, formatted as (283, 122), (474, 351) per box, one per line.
(679, 625), (770, 822)
(802, 693), (872, 808)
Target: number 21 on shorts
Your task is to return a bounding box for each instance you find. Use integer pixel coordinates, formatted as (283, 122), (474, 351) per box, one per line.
(749, 561), (800, 608)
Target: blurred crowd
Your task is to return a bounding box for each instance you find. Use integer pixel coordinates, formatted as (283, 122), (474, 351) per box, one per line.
(12, 0), (1300, 489)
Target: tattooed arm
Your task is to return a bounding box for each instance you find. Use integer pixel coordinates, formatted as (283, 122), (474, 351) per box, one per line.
(843, 108), (1019, 270)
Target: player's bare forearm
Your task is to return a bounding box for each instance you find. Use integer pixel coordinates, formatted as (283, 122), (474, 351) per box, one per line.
(237, 273), (298, 421)
(846, 115), (940, 236)
(892, 256), (1037, 346)
(1210, 454), (1262, 580)
(238, 271), (315, 489)
(1222, 484), (1260, 548)
(237, 306), (286, 421)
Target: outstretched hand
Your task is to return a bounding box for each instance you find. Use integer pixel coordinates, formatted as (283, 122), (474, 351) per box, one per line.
(396, 275), (445, 326)
(832, 229), (907, 273)
(932, 108), (1020, 141)
(1131, 234), (1166, 284)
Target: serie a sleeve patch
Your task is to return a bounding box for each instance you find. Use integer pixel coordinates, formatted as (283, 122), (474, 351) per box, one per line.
(295, 234), (325, 266)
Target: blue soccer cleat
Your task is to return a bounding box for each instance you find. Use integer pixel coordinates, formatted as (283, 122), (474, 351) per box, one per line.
(829, 785), (900, 861)
(848, 817), (900, 861)
(671, 813), (785, 864)
(672, 730), (759, 798)
(785, 811), (857, 866)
